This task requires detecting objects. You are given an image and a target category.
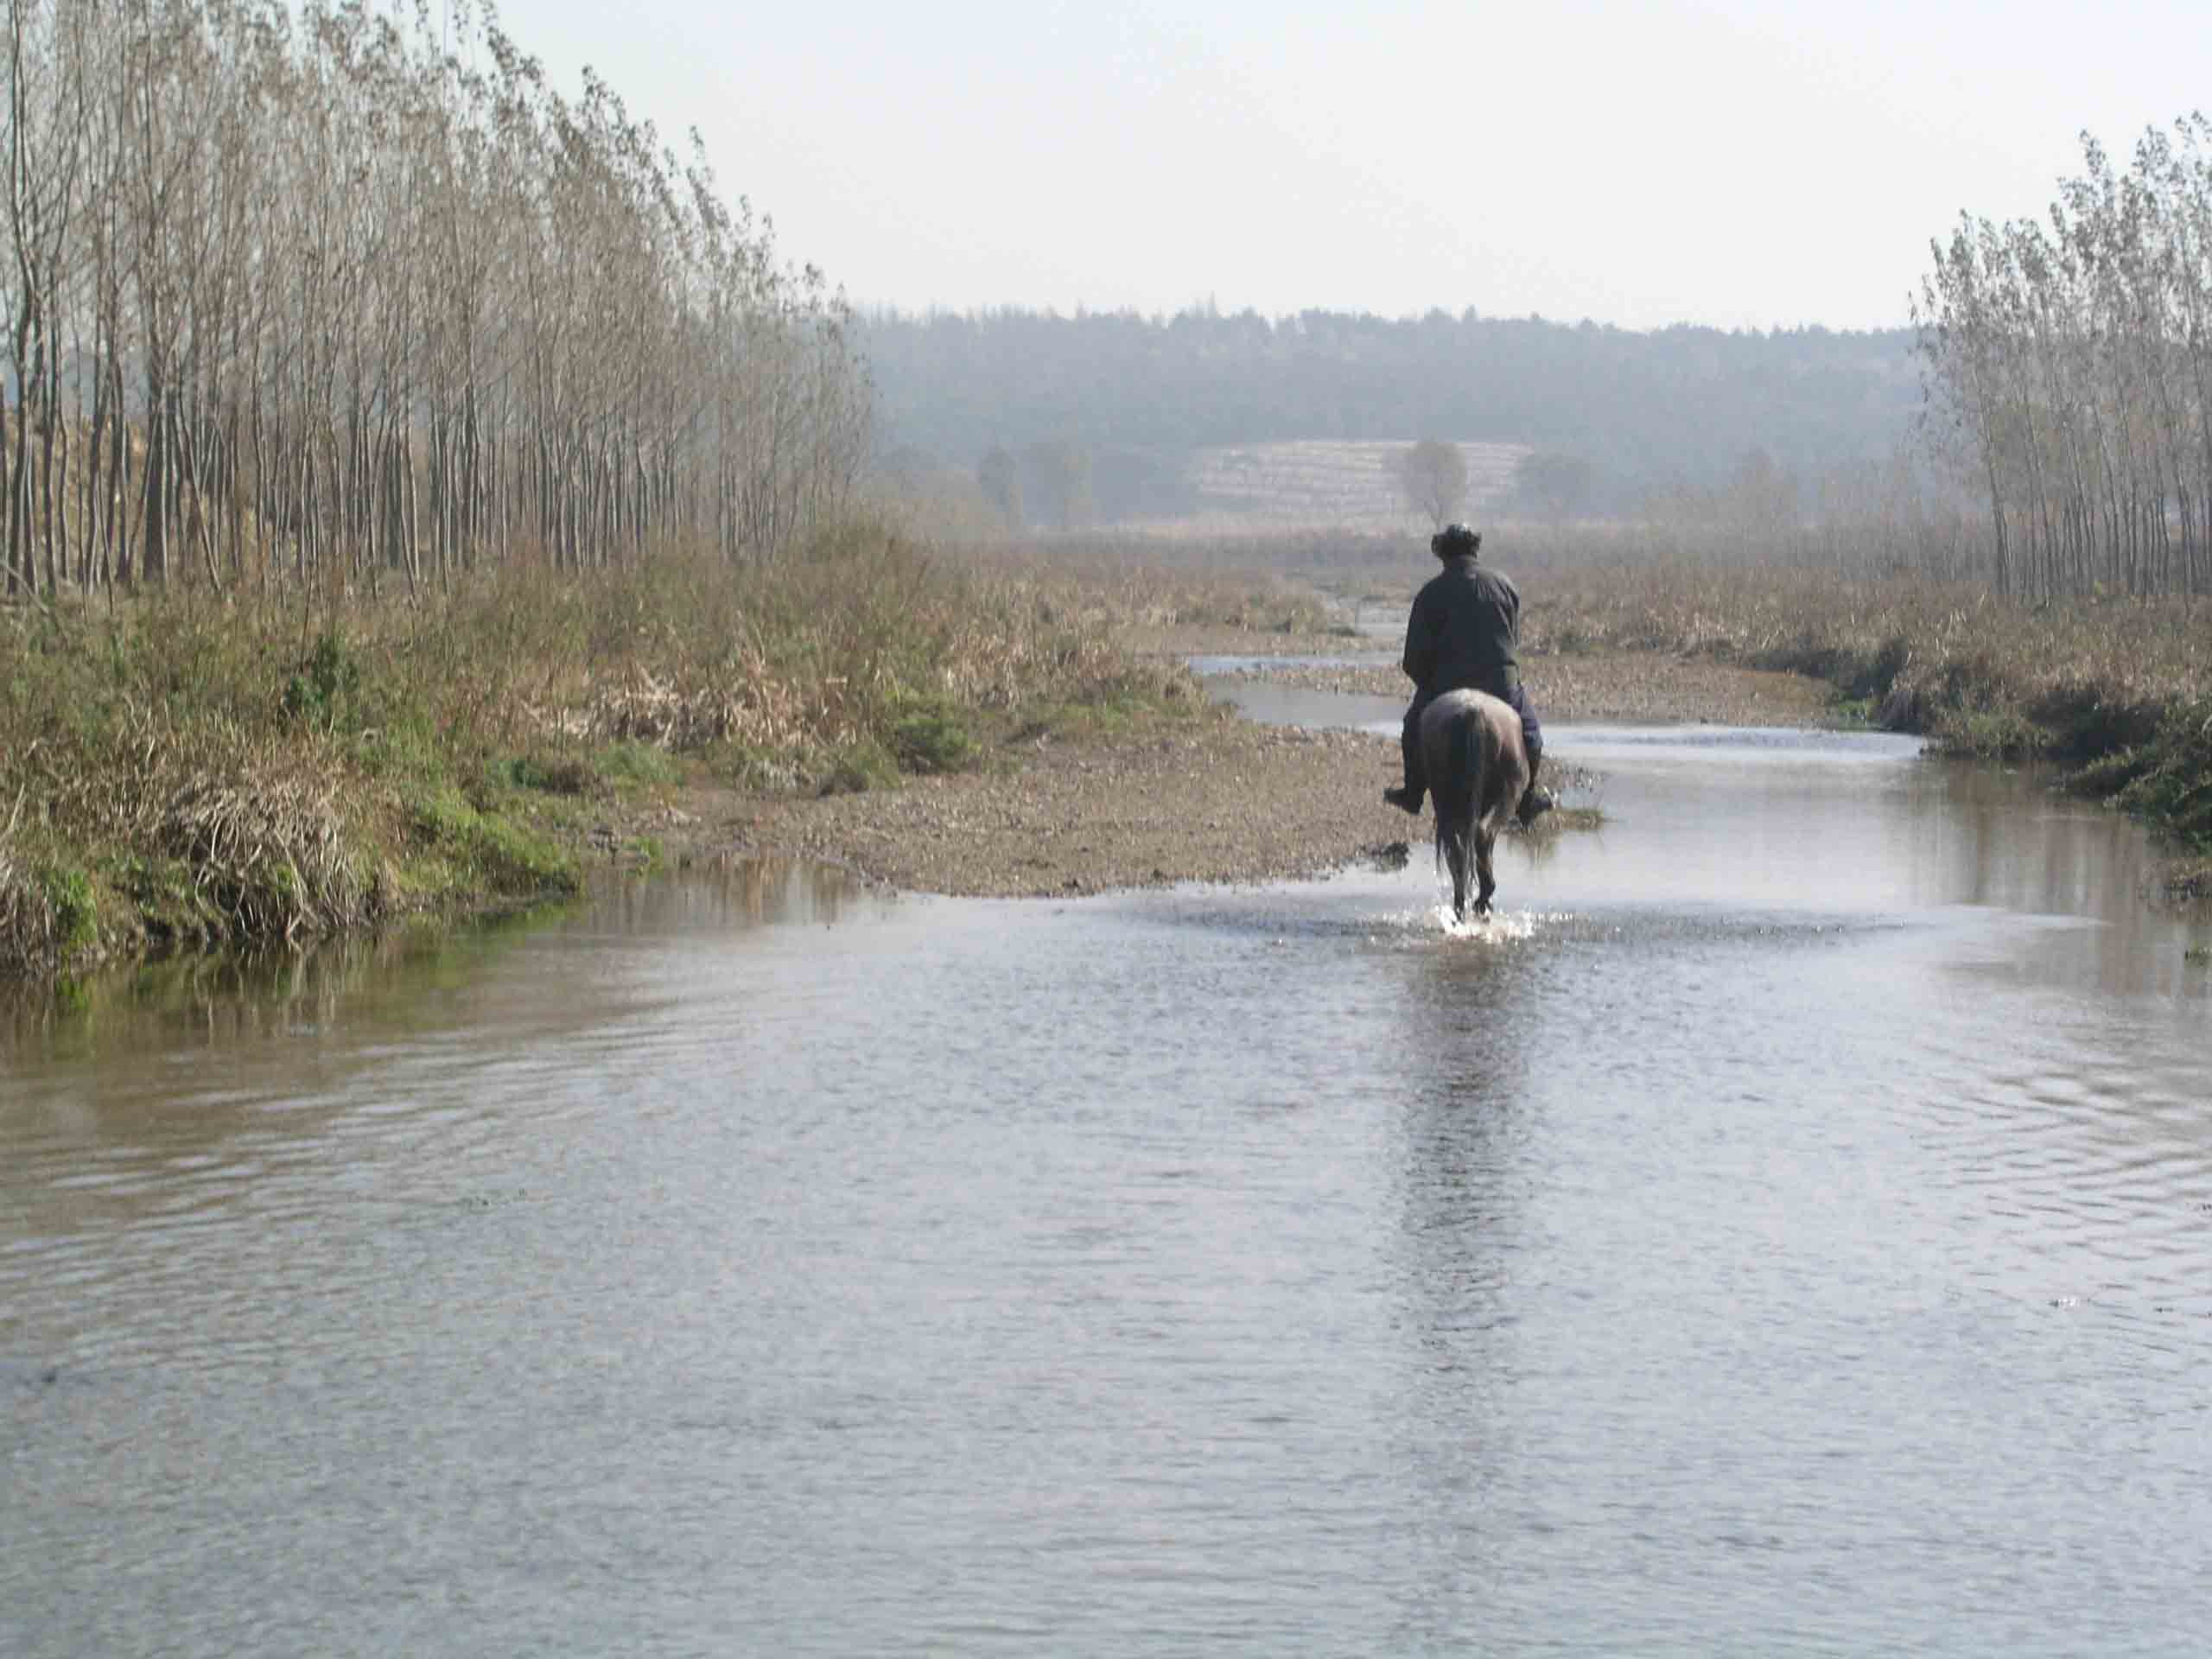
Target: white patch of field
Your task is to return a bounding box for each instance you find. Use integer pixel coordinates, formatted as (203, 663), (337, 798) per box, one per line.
(1122, 440), (1529, 537)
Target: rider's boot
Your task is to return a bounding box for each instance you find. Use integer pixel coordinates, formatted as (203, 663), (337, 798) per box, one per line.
(1385, 717), (1426, 815)
(1516, 751), (1554, 827)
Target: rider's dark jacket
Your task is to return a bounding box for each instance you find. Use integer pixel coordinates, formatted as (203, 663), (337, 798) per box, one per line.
(1402, 555), (1521, 697)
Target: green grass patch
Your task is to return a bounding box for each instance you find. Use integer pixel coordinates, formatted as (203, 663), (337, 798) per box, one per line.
(482, 740), (679, 799)
(38, 864), (97, 953)
(112, 852), (228, 950)
(1934, 706), (2052, 761)
(352, 713), (447, 784)
(703, 740), (803, 792)
(815, 738), (902, 797)
(1012, 694), (1206, 744)
(889, 702), (978, 773)
(2105, 717), (2212, 853)
(493, 751), (594, 796)
(0, 851), (99, 977)
(407, 785), (580, 899)
(2063, 701), (2212, 855)
(594, 740), (683, 791)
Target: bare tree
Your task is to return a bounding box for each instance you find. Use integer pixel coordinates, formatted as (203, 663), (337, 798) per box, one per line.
(976, 445), (1020, 527)
(1913, 116), (2212, 600)
(1513, 450), (1595, 522)
(1020, 439), (1090, 530)
(1395, 436), (1467, 529)
(0, 0), (876, 602)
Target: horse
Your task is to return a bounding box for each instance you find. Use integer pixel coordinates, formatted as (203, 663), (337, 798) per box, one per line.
(1417, 689), (1530, 920)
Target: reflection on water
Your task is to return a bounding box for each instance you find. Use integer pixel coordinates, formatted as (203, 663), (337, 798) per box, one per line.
(4, 724), (2211, 1657)
(1187, 652), (1396, 677)
(576, 853), (893, 938)
(1214, 673), (1408, 732)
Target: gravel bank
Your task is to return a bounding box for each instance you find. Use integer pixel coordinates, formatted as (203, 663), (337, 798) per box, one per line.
(664, 637), (1847, 899)
(764, 719), (1409, 897)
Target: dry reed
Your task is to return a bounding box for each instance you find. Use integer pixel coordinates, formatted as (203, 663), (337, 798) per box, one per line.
(0, 524), (1216, 976)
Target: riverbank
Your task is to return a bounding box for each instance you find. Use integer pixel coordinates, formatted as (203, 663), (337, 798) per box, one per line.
(1302, 559), (2210, 899)
(566, 635), (1824, 899)
(9, 545), (2205, 985)
(1516, 565), (2212, 898)
(0, 531), (1216, 981)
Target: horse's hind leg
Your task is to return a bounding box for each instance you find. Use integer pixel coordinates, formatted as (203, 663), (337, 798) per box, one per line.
(1472, 827), (1497, 916)
(1445, 832), (1471, 920)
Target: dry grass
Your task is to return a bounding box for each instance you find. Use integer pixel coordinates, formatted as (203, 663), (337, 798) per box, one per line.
(161, 766), (374, 944)
(18, 526), (2199, 976)
(1522, 566), (2210, 758)
(0, 848), (51, 978)
(1027, 556), (1339, 638)
(1518, 564), (2212, 874)
(0, 524), (1220, 978)
(1059, 531), (2212, 865)
(0, 676), (395, 969)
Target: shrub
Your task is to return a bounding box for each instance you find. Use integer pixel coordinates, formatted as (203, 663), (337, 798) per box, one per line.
(40, 864), (96, 951)
(816, 738), (900, 796)
(282, 630), (366, 733)
(2107, 702), (2212, 851)
(163, 770), (371, 943)
(594, 741), (682, 790)
(890, 704), (977, 773)
(495, 752), (593, 796)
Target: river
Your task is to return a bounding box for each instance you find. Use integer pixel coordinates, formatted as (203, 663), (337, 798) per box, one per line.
(4, 683), (2209, 1656)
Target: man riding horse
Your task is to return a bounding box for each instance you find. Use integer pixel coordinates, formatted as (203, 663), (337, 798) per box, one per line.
(1383, 523), (1554, 825)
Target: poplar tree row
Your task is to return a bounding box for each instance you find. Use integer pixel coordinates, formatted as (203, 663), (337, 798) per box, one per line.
(0, 0), (872, 601)
(1917, 116), (2212, 601)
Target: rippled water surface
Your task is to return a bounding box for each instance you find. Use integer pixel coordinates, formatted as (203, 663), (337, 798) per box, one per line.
(5, 713), (2211, 1657)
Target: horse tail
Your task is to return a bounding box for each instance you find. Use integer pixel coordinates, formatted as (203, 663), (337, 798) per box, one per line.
(1455, 704), (1483, 810)
(1459, 705), (1486, 852)
(1433, 700), (1482, 874)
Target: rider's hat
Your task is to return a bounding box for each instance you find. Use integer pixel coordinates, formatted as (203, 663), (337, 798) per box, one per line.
(1430, 523), (1481, 559)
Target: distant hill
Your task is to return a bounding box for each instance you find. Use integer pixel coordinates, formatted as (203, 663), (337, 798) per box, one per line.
(1125, 439), (1527, 537)
(859, 306), (1923, 524)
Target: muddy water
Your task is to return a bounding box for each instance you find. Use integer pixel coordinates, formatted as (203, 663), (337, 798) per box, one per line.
(5, 705), (2211, 1656)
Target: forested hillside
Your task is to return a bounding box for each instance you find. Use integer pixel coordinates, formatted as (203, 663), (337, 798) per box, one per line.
(861, 305), (1923, 521)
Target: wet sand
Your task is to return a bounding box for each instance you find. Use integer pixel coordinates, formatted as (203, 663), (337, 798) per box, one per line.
(639, 637), (1850, 899)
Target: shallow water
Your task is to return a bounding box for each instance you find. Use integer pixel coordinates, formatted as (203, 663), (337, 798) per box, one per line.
(5, 708), (2211, 1656)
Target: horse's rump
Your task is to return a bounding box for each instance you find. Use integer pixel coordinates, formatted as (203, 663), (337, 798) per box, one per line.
(1418, 690), (1528, 820)
(1417, 690), (1530, 917)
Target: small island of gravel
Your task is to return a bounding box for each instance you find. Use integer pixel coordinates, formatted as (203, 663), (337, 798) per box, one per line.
(644, 629), (1842, 899)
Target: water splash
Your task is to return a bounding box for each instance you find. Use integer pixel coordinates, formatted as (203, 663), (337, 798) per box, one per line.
(1438, 906), (1545, 944)
(1364, 904), (1562, 944)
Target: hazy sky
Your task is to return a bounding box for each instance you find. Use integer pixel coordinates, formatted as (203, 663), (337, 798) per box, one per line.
(496, 0), (2208, 333)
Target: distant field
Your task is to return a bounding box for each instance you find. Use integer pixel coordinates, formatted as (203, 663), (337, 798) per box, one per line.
(1119, 439), (1529, 537)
